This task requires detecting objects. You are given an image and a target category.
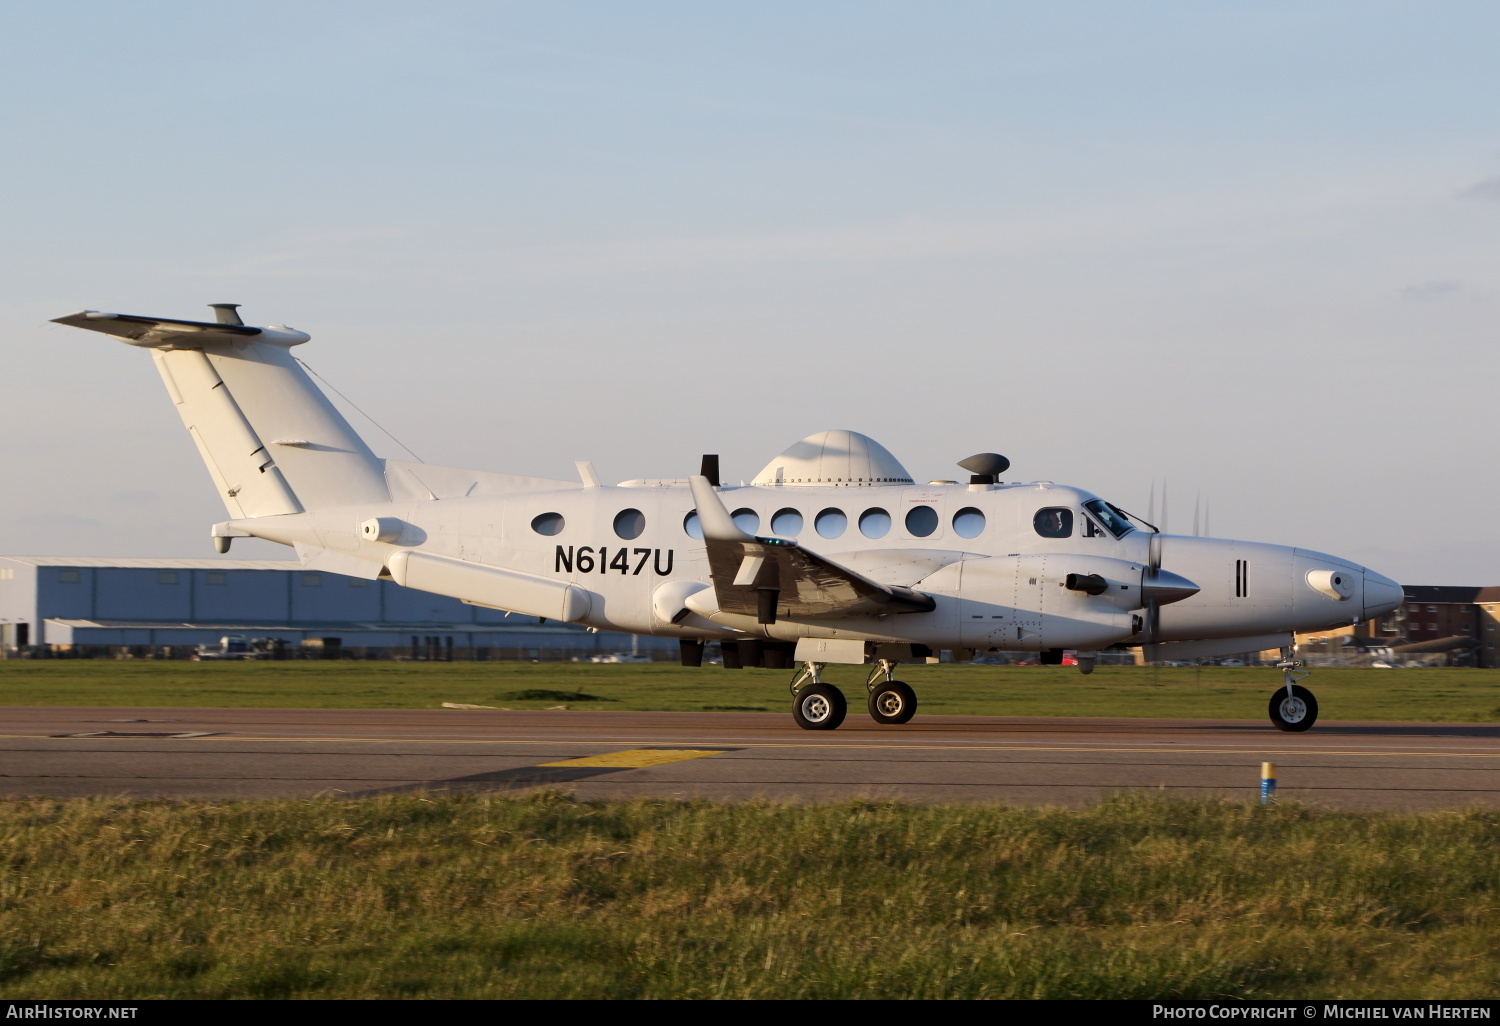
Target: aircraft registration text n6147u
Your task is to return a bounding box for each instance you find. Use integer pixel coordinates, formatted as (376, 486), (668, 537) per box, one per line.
(51, 305), (1405, 732)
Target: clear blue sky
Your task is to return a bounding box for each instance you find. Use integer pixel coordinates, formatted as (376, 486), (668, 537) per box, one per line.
(3, 1), (1497, 583)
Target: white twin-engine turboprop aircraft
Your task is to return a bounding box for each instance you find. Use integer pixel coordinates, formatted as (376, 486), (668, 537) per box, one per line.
(54, 305), (1405, 732)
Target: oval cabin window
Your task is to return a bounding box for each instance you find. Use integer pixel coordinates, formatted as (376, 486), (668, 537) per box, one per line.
(771, 508), (803, 537)
(859, 508), (892, 539)
(905, 505), (939, 538)
(731, 508), (760, 535)
(815, 508), (847, 539)
(531, 512), (565, 536)
(613, 508), (646, 540)
(683, 511), (703, 540)
(952, 507), (986, 539)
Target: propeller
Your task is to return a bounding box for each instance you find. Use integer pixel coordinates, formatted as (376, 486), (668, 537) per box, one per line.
(1138, 534), (1200, 649)
(1142, 532), (1162, 645)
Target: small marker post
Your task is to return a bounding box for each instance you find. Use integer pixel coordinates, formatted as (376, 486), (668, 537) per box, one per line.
(1260, 761), (1277, 804)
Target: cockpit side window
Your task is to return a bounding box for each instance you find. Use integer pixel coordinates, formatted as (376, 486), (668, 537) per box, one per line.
(1083, 499), (1135, 538)
(1033, 507), (1073, 538)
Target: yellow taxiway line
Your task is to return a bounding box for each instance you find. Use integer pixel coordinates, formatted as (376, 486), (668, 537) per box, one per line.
(540, 749), (725, 768)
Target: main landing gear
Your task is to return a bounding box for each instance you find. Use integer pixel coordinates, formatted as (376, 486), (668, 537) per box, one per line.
(788, 659), (917, 730)
(1268, 650), (1318, 732)
(865, 658), (917, 725)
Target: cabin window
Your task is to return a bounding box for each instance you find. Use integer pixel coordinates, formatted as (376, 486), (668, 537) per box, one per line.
(158, 572), (179, 585)
(905, 505), (939, 538)
(531, 512), (566, 536)
(613, 508), (646, 540)
(302, 573), (322, 586)
(859, 508), (891, 539)
(952, 507), (986, 539)
(58, 570), (81, 583)
(1083, 499), (1134, 538)
(815, 508), (847, 539)
(731, 508), (760, 535)
(348, 578), (369, 587)
(683, 511), (703, 540)
(771, 508), (803, 537)
(1033, 507), (1073, 538)
(206, 572), (227, 586)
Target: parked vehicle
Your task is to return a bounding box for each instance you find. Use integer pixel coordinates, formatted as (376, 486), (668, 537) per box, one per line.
(589, 652), (652, 664)
(192, 634), (255, 660)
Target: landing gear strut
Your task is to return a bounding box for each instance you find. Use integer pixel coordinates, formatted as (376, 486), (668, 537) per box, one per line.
(865, 658), (917, 725)
(1268, 648), (1318, 732)
(789, 661), (846, 730)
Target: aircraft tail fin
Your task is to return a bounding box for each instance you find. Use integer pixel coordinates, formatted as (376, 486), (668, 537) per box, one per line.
(51, 307), (391, 517)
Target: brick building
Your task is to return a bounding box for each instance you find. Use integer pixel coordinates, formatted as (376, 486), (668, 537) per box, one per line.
(1299, 585), (1500, 667)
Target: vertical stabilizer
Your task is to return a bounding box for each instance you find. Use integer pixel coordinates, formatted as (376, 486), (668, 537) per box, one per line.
(52, 306), (391, 516)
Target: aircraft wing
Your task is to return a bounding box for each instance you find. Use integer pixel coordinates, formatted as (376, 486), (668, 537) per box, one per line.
(689, 476), (935, 622)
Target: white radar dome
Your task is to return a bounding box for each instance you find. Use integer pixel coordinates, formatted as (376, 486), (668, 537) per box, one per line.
(752, 429), (915, 487)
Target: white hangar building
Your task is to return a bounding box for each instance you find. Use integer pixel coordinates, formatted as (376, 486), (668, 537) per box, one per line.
(0, 556), (671, 659)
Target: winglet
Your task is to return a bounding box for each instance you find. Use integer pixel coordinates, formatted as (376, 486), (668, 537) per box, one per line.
(689, 475), (754, 542)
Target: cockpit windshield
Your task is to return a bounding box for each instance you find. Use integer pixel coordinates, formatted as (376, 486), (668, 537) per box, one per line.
(1083, 499), (1135, 539)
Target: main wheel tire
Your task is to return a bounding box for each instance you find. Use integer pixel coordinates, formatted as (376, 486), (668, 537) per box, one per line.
(868, 680), (917, 724)
(792, 682), (847, 731)
(1269, 684), (1318, 732)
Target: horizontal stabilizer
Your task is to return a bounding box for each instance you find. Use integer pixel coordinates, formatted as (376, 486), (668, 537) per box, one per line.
(687, 476), (935, 621)
(51, 310), (308, 349)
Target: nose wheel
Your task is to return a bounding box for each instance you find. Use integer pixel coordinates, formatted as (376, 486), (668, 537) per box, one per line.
(1268, 651), (1318, 732)
(1269, 685), (1317, 731)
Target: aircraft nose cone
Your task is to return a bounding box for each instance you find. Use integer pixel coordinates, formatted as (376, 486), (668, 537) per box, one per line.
(1363, 571), (1404, 620)
(1142, 568), (1200, 607)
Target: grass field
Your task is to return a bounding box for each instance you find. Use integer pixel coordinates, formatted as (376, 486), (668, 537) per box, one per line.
(1, 792), (1497, 999)
(1, 660), (1498, 721)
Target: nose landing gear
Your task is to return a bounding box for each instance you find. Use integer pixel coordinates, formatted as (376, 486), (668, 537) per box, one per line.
(1268, 649), (1318, 732)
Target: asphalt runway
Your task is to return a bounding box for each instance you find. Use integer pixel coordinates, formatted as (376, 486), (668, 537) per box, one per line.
(3, 706), (1499, 810)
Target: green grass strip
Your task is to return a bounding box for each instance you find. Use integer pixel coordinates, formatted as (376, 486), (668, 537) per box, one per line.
(3, 662), (1499, 721)
(1, 793), (1498, 999)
